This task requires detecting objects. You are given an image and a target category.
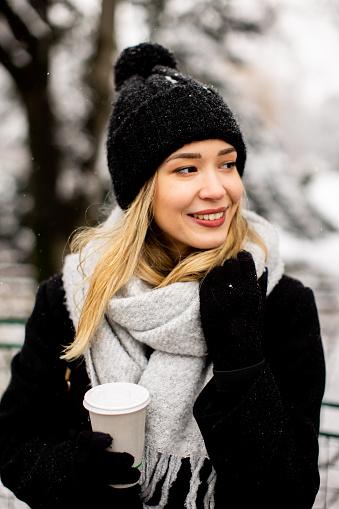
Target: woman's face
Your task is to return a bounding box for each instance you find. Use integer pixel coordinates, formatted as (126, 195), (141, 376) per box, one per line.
(153, 139), (243, 258)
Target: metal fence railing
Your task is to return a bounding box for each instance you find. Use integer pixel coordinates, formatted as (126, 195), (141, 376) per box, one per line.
(0, 321), (29, 508)
(314, 402), (339, 509)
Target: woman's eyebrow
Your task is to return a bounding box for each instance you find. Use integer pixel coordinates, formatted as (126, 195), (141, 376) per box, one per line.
(166, 147), (236, 163)
(166, 152), (202, 162)
(218, 148), (236, 156)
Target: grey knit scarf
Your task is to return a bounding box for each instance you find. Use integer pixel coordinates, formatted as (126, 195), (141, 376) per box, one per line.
(62, 207), (284, 509)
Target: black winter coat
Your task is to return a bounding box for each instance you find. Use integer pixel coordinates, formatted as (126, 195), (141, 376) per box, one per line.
(0, 273), (325, 508)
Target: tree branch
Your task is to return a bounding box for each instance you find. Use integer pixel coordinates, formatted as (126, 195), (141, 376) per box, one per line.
(0, 0), (38, 54)
(27, 0), (48, 22)
(0, 40), (21, 81)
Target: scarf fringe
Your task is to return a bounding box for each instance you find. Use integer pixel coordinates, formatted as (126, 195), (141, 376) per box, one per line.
(186, 456), (205, 509)
(140, 446), (215, 509)
(204, 468), (217, 509)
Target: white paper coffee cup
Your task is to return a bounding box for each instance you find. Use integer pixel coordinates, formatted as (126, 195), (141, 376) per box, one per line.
(83, 382), (150, 488)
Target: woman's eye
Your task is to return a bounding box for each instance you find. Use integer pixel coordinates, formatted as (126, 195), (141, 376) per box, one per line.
(174, 166), (197, 174)
(220, 161), (236, 170)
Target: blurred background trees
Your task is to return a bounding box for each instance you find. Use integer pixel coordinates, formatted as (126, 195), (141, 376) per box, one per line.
(0, 0), (118, 279)
(0, 0), (338, 281)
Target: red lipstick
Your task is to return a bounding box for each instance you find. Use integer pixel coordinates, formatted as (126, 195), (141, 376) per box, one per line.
(188, 208), (227, 228)
(191, 207), (226, 215)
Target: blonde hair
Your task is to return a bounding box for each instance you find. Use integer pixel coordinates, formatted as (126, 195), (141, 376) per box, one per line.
(62, 175), (267, 360)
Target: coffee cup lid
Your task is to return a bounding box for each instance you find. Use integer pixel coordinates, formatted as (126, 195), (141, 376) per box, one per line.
(83, 382), (150, 415)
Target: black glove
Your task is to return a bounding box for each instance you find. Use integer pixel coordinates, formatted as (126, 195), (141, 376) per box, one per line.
(200, 250), (267, 373)
(72, 431), (142, 507)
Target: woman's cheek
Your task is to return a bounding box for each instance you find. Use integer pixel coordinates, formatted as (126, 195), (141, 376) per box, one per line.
(229, 177), (243, 203)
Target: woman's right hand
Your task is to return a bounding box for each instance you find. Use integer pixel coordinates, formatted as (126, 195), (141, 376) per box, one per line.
(73, 431), (142, 506)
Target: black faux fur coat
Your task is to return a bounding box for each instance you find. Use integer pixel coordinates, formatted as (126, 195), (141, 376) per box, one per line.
(0, 273), (325, 508)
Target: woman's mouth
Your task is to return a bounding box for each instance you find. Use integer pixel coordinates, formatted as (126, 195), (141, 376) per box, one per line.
(188, 209), (227, 227)
(192, 212), (224, 220)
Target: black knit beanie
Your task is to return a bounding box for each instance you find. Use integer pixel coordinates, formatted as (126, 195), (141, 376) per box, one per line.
(107, 42), (246, 210)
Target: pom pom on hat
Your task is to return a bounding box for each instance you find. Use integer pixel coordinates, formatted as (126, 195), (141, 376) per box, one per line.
(114, 42), (178, 91)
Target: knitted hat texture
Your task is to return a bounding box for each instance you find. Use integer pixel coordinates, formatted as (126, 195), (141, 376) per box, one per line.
(106, 42), (246, 209)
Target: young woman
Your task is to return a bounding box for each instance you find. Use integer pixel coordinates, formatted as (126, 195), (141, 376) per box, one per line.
(0, 42), (325, 509)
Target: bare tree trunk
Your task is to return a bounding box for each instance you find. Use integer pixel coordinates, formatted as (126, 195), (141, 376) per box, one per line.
(0, 0), (119, 280)
(85, 0), (120, 158)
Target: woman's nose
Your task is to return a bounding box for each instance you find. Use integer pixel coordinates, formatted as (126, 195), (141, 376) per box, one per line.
(198, 172), (226, 201)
